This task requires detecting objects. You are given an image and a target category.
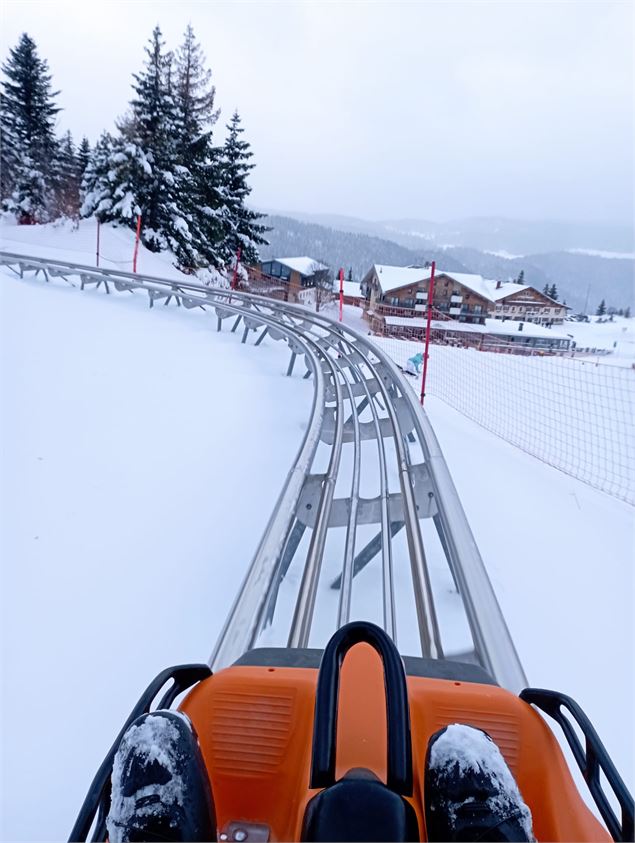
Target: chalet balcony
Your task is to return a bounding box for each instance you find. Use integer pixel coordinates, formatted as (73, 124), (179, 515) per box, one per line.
(450, 294), (463, 303)
(365, 300), (418, 319)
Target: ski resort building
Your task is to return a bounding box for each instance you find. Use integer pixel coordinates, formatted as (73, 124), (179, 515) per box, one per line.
(490, 281), (569, 325)
(361, 264), (570, 338)
(362, 265), (494, 329)
(253, 257), (329, 305)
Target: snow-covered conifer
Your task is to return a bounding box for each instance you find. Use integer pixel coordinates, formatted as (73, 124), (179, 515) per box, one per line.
(77, 136), (91, 180)
(1, 33), (60, 222)
(173, 25), (226, 270)
(219, 111), (268, 265)
(52, 130), (80, 218)
(126, 26), (198, 267)
(80, 132), (115, 218)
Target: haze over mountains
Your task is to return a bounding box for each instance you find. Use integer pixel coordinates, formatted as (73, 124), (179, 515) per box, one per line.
(261, 212), (634, 314)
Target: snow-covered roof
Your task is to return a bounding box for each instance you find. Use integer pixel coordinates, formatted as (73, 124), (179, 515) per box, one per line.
(489, 282), (568, 307)
(371, 264), (568, 309)
(489, 282), (526, 301)
(372, 264), (433, 293)
(436, 272), (495, 302)
(275, 256), (328, 276)
(373, 265), (495, 301)
(383, 316), (571, 341)
(333, 279), (363, 297)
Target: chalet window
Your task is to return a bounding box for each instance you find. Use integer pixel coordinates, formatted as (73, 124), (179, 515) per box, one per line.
(262, 262), (272, 274)
(473, 305), (482, 314)
(271, 263), (281, 276)
(280, 265), (290, 280)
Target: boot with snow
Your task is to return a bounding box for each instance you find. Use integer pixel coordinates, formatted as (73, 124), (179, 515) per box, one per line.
(106, 710), (215, 842)
(424, 724), (534, 842)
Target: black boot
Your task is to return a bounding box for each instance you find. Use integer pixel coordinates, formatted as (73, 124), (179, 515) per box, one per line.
(107, 710), (216, 842)
(424, 724), (534, 842)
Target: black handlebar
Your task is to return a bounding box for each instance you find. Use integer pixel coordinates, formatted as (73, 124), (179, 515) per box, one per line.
(309, 621), (413, 795)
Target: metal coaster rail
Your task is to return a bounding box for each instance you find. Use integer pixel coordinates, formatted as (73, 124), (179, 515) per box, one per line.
(1, 250), (527, 692)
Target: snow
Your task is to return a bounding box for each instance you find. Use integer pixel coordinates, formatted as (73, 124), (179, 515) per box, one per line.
(332, 278), (362, 297)
(567, 248), (635, 260)
(490, 281), (528, 300)
(274, 256), (327, 275)
(372, 263), (432, 293)
(437, 271), (495, 302)
(562, 316), (635, 363)
(1, 261), (311, 840)
(1, 224), (633, 837)
(485, 249), (525, 259)
(0, 216), (226, 285)
(428, 724), (533, 839)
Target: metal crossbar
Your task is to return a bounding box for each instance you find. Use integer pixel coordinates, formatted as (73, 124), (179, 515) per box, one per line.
(1, 250), (527, 692)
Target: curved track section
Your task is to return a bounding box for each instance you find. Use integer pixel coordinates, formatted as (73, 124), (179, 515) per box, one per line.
(1, 251), (526, 691)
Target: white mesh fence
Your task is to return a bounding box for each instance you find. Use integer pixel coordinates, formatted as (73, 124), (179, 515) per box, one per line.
(373, 332), (635, 506)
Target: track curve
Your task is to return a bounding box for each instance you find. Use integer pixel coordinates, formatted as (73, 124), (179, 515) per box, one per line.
(1, 250), (526, 691)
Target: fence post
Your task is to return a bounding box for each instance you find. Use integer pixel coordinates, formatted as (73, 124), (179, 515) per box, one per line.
(420, 261), (436, 405)
(132, 214), (142, 273)
(95, 219), (101, 268)
(339, 267), (344, 322)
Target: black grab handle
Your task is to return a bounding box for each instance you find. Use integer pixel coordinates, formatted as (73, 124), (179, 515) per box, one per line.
(520, 687), (634, 842)
(309, 621), (413, 795)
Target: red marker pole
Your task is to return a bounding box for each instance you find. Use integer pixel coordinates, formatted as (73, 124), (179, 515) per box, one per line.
(132, 214), (142, 273)
(339, 267), (344, 322)
(420, 260), (436, 405)
(231, 247), (242, 290)
(96, 219), (100, 267)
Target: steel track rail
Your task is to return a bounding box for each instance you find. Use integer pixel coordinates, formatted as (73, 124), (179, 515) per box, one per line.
(1, 250), (527, 691)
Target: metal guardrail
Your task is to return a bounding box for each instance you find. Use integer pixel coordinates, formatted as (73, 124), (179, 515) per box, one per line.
(1, 250), (527, 692)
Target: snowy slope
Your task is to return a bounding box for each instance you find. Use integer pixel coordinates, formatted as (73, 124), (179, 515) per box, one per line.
(1, 269), (311, 840)
(1, 226), (633, 838)
(0, 215), (223, 283)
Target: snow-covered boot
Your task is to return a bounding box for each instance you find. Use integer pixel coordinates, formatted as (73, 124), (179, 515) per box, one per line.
(424, 724), (534, 842)
(106, 710), (215, 842)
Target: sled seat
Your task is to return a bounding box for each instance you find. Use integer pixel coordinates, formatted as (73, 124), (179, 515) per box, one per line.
(179, 644), (609, 842)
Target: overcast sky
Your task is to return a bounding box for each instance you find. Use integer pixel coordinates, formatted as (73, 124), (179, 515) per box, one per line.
(2, 1), (633, 224)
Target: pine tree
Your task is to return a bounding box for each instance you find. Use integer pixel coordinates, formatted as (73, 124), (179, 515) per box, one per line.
(77, 136), (91, 179)
(516, 270), (524, 284)
(52, 130), (80, 218)
(80, 131), (115, 218)
(1, 33), (60, 222)
(549, 283), (558, 301)
(174, 24), (219, 147)
(624, 306), (631, 318)
(596, 299), (606, 316)
(348, 267), (353, 282)
(542, 283), (550, 296)
(173, 24), (224, 269)
(219, 111), (268, 264)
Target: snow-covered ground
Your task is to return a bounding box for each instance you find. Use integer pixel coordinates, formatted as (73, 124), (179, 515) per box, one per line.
(0, 215), (222, 283)
(0, 267), (311, 840)
(1, 225), (633, 838)
(563, 315), (635, 363)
